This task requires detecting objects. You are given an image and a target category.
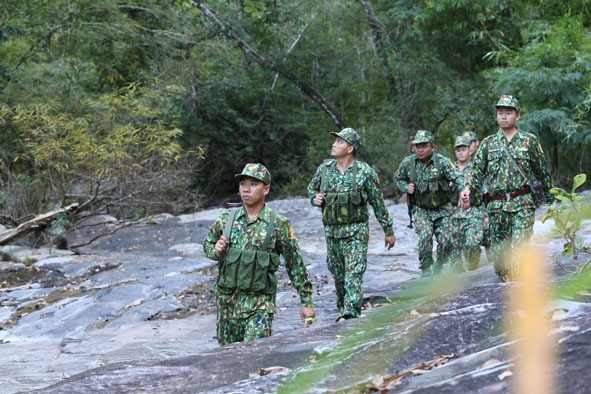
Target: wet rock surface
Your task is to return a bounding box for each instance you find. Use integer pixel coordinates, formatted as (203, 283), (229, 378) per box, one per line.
(0, 197), (590, 393)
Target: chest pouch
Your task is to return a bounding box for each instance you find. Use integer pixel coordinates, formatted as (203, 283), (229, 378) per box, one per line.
(322, 162), (368, 225)
(251, 252), (280, 293)
(414, 175), (451, 208)
(217, 248), (242, 290)
(323, 192), (368, 225)
(217, 211), (279, 294)
(236, 249), (257, 291)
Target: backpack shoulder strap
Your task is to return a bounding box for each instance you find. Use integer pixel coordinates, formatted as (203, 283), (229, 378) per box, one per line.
(432, 153), (439, 169)
(408, 155), (417, 183)
(351, 160), (358, 194)
(434, 154), (445, 178)
(222, 208), (238, 244)
(320, 160), (335, 193)
(495, 134), (530, 183)
(260, 210), (277, 250)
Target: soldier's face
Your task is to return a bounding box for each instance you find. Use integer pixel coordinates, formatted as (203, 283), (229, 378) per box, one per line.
(469, 140), (479, 156)
(413, 142), (433, 162)
(497, 107), (520, 130)
(239, 177), (269, 207)
(331, 137), (353, 158)
(455, 145), (470, 163)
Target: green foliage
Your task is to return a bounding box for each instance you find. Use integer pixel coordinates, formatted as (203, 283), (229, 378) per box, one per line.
(488, 13), (591, 177)
(50, 210), (74, 248)
(542, 174), (591, 269)
(1, 0), (591, 215)
(0, 82), (203, 220)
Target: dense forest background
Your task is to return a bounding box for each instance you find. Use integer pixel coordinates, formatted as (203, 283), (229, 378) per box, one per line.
(1, 0), (590, 223)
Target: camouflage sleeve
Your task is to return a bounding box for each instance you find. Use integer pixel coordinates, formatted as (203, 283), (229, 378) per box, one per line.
(466, 139), (488, 192)
(362, 164), (394, 236)
(307, 164), (325, 205)
(441, 155), (463, 190)
(275, 216), (314, 307)
(394, 156), (411, 193)
(529, 135), (554, 203)
(202, 210), (229, 261)
(466, 162), (484, 195)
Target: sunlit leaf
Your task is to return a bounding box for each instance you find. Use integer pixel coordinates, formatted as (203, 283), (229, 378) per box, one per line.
(572, 174), (586, 192)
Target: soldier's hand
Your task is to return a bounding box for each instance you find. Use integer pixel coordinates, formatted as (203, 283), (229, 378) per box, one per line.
(314, 193), (326, 207)
(301, 306), (316, 327)
(460, 190), (471, 209)
(215, 235), (228, 258)
(407, 183), (415, 194)
(385, 234), (396, 250)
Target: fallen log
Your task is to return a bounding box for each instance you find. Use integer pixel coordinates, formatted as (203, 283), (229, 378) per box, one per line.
(0, 203), (79, 246)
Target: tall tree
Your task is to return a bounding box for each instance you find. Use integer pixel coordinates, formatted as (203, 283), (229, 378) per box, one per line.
(489, 12), (591, 178)
(191, 0), (347, 129)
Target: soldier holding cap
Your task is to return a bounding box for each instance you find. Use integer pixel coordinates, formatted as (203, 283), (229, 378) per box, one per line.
(394, 130), (462, 277)
(307, 128), (395, 322)
(460, 95), (553, 281)
(203, 163), (316, 345)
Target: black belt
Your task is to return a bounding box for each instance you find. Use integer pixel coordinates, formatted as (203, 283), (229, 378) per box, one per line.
(488, 186), (531, 202)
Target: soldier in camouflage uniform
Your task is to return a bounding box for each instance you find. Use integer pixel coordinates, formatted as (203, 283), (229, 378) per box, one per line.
(204, 163), (316, 345)
(394, 130), (462, 277)
(449, 135), (485, 272)
(307, 128), (396, 321)
(463, 131), (492, 260)
(463, 131), (480, 159)
(461, 95), (553, 282)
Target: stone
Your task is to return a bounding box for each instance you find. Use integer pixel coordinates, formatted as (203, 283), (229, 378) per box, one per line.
(0, 197), (589, 393)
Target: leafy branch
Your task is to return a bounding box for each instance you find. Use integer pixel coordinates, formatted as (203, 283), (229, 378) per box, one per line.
(191, 0), (347, 129)
(542, 173), (590, 271)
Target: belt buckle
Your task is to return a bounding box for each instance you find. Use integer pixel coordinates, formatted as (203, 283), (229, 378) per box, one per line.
(505, 192), (511, 201)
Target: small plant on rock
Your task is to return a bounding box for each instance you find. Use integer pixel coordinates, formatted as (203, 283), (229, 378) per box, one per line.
(542, 173), (591, 272)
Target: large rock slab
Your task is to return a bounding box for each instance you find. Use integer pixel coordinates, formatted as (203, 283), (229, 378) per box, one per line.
(0, 197), (589, 393)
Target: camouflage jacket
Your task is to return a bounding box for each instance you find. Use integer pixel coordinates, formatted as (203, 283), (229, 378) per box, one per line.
(307, 159), (394, 238)
(464, 129), (553, 213)
(394, 153), (462, 220)
(203, 206), (313, 307)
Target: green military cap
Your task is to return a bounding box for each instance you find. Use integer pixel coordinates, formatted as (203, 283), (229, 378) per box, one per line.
(462, 131), (478, 142)
(235, 163), (271, 185)
(495, 94), (520, 112)
(412, 130), (434, 144)
(454, 135), (470, 147)
(331, 127), (362, 151)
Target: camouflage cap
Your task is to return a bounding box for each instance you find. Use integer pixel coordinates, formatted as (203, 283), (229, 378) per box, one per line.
(462, 131), (478, 142)
(331, 127), (362, 151)
(235, 163), (271, 185)
(454, 135), (470, 147)
(495, 94), (520, 112)
(412, 130), (434, 145)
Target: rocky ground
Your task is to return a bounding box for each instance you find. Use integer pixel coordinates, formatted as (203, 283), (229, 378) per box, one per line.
(0, 197), (590, 393)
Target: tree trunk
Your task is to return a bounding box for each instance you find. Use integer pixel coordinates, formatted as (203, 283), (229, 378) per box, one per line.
(191, 1), (347, 130)
(357, 0), (397, 99)
(0, 203), (78, 246)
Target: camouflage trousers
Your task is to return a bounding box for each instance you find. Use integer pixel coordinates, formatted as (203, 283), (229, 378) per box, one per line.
(326, 229), (369, 319)
(215, 289), (275, 346)
(450, 215), (484, 271)
(414, 209), (454, 274)
(488, 209), (535, 282)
